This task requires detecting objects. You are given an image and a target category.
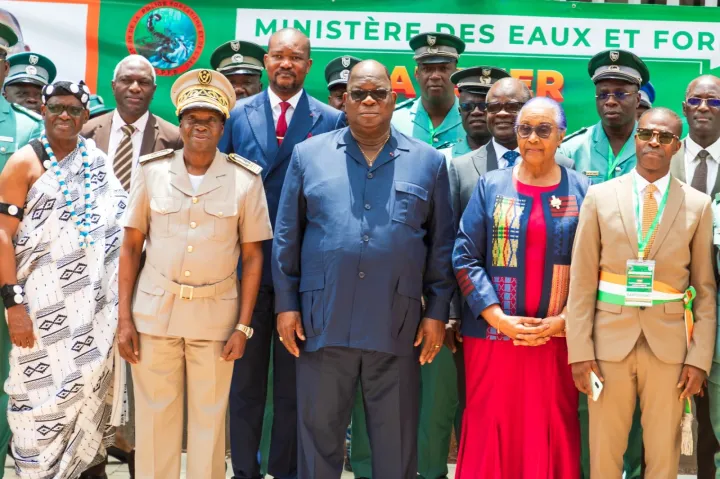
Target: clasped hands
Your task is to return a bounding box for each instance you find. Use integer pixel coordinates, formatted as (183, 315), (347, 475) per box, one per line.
(497, 313), (565, 346)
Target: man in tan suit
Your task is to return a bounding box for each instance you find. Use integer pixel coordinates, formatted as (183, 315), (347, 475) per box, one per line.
(567, 107), (717, 479)
(81, 55), (182, 191)
(117, 69), (272, 479)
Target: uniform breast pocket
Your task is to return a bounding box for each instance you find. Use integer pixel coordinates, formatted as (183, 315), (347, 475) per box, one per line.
(392, 181), (428, 231)
(204, 201), (237, 242)
(149, 197), (181, 237)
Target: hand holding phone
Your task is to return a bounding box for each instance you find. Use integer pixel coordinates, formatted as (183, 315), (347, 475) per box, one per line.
(590, 371), (604, 402)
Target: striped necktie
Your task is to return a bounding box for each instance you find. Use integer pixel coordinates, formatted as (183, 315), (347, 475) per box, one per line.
(114, 124), (136, 191)
(641, 184), (659, 255)
(690, 149), (710, 194)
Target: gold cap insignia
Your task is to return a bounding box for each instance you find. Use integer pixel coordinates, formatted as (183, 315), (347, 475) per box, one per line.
(198, 69), (212, 85)
(232, 54), (244, 64)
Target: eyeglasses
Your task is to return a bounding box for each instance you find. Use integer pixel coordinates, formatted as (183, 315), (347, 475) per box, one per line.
(349, 89), (389, 102)
(516, 123), (555, 139)
(459, 101), (487, 113)
(686, 97), (720, 109)
(595, 91), (634, 102)
(46, 104), (85, 117)
(486, 101), (524, 114)
(636, 128), (679, 145)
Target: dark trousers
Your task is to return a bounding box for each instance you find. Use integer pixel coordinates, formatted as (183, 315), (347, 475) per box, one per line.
(296, 347), (420, 479)
(697, 383), (719, 479)
(229, 286), (297, 479)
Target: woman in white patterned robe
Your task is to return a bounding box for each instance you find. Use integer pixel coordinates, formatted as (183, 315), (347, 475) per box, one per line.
(0, 81), (126, 479)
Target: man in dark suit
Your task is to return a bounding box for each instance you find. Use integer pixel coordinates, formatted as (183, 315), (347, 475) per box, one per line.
(219, 28), (344, 479)
(272, 59), (454, 479)
(669, 74), (720, 479)
(81, 55), (182, 191)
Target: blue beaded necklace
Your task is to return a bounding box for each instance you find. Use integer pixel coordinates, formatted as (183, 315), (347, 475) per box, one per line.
(40, 132), (94, 249)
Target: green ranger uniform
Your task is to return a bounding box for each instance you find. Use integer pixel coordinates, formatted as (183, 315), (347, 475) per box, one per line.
(562, 48), (650, 479)
(709, 193), (720, 471)
(559, 121), (638, 185)
(392, 96), (464, 149)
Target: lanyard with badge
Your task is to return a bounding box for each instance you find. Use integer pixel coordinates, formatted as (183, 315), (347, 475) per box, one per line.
(606, 143), (626, 181)
(625, 175), (671, 306)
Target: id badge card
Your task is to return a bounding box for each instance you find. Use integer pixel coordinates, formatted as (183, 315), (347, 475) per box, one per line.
(625, 260), (655, 307)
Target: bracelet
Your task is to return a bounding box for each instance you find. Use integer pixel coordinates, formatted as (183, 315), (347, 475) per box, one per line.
(496, 318), (503, 336)
(0, 284), (25, 307)
(0, 202), (23, 221)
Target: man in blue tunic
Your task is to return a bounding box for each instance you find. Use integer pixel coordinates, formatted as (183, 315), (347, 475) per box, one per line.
(272, 60), (455, 479)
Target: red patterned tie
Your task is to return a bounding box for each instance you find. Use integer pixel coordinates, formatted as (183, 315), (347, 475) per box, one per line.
(276, 101), (290, 145)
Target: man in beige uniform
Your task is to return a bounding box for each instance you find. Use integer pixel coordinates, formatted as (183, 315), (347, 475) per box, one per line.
(117, 69), (272, 479)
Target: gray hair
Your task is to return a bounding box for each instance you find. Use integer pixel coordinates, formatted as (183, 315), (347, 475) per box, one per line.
(113, 55), (156, 84)
(516, 96), (567, 131)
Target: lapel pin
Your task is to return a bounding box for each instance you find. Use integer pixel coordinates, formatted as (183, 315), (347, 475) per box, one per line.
(550, 195), (562, 209)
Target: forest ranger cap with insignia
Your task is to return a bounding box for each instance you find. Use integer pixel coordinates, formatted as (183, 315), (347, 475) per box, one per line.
(171, 68), (236, 119)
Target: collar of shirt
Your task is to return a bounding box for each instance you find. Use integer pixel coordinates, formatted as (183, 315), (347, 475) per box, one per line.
(111, 109), (149, 136)
(268, 88), (303, 112)
(685, 135), (720, 164)
(493, 138), (520, 168)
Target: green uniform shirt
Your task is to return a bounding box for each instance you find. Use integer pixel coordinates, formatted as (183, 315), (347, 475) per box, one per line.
(558, 120), (637, 186)
(0, 96), (43, 171)
(392, 96), (464, 149)
(438, 136), (474, 162)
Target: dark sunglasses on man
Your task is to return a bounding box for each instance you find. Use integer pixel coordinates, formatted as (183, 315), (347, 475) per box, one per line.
(45, 104), (86, 117)
(595, 91), (635, 102)
(635, 128), (679, 145)
(686, 97), (720, 109)
(349, 89), (390, 102)
(486, 101), (525, 114)
(459, 101), (488, 113)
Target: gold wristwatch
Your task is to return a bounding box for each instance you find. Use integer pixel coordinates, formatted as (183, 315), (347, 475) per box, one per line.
(235, 324), (254, 339)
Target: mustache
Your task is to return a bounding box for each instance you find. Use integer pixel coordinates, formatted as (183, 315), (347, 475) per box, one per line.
(275, 69), (296, 77)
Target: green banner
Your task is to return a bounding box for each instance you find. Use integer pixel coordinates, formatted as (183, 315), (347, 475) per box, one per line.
(8, 0), (720, 132)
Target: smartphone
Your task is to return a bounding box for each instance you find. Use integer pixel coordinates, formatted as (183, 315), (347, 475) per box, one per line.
(590, 371), (603, 402)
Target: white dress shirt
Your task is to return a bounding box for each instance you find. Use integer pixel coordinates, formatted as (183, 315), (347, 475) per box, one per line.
(267, 88), (303, 129)
(684, 136), (720, 194)
(632, 168), (671, 224)
(189, 174), (205, 193)
(107, 109), (149, 179)
(493, 138), (520, 169)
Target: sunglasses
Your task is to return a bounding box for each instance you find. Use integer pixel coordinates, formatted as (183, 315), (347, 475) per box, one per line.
(686, 97), (720, 109)
(516, 123), (555, 139)
(486, 101), (524, 114)
(595, 91), (634, 102)
(46, 104), (85, 117)
(349, 89), (389, 102)
(459, 101), (488, 113)
(636, 128), (679, 145)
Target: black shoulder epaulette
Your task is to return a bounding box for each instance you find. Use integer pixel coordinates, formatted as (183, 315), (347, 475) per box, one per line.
(562, 127), (589, 144)
(139, 149), (174, 164)
(227, 153), (262, 175)
(11, 103), (41, 121)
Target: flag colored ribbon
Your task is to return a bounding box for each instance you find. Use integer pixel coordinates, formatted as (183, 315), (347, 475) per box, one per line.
(597, 271), (695, 347)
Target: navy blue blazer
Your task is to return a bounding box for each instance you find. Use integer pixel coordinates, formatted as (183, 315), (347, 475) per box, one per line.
(272, 127), (456, 356)
(219, 89), (345, 283)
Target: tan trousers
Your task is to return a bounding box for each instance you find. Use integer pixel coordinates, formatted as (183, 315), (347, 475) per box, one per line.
(589, 335), (684, 479)
(132, 333), (233, 479)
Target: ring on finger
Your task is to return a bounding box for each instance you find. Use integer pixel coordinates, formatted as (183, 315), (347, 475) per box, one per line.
(279, 336), (284, 342)
(434, 345), (441, 349)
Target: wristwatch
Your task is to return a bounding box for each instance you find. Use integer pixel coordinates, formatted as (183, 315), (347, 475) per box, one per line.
(235, 323), (254, 339)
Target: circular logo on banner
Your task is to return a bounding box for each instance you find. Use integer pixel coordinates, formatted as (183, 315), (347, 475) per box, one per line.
(126, 1), (205, 76)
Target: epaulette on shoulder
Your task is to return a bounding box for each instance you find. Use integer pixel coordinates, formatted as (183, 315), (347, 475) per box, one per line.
(562, 127), (590, 144)
(11, 103), (41, 121)
(227, 153), (262, 175)
(394, 98), (415, 111)
(139, 148), (174, 164)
